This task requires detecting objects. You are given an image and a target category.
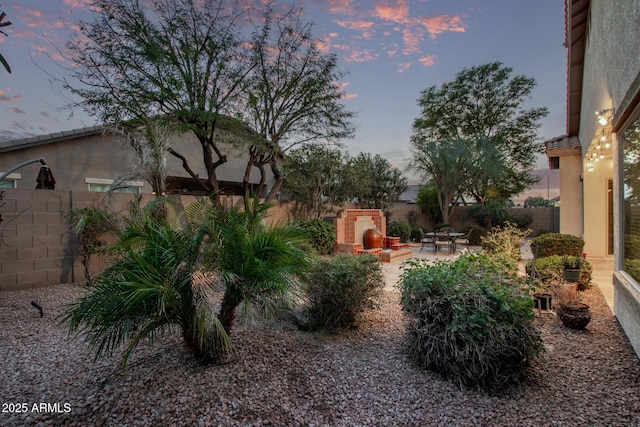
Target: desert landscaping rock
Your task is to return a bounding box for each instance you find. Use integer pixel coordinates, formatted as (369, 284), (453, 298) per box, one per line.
(1, 279), (639, 426)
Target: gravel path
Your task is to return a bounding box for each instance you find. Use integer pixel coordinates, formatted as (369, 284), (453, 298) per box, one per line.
(1, 278), (639, 426)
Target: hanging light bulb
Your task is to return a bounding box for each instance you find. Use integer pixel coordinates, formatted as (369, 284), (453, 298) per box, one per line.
(605, 142), (611, 149)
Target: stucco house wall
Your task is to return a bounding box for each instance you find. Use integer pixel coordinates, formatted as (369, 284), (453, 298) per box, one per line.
(0, 127), (276, 196)
(577, 0), (640, 357)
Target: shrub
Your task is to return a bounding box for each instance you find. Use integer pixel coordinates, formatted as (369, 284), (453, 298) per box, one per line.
(481, 222), (531, 268)
(304, 254), (384, 330)
(510, 214), (533, 230)
(387, 220), (412, 243)
(461, 224), (486, 246)
(398, 253), (544, 390)
(529, 233), (584, 258)
(298, 219), (336, 255)
(525, 255), (592, 291)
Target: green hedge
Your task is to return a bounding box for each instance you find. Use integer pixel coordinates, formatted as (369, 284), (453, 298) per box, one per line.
(398, 253), (543, 390)
(304, 254), (384, 330)
(529, 233), (584, 258)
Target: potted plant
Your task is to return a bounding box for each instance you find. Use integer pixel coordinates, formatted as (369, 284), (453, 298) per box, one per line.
(562, 255), (583, 283)
(555, 285), (591, 329)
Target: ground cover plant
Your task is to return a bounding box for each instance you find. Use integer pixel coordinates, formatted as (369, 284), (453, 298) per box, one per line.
(62, 197), (310, 369)
(304, 253), (384, 330)
(398, 253), (543, 390)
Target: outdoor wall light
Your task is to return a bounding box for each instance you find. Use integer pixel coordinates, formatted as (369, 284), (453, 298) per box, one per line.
(596, 108), (614, 126)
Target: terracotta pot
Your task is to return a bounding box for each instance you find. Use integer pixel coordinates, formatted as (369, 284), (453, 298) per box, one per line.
(558, 302), (591, 329)
(364, 228), (383, 249)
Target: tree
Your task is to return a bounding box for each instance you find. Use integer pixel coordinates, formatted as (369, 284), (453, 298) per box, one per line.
(64, 0), (256, 202)
(111, 117), (174, 196)
(283, 143), (347, 220)
(63, 197), (310, 368)
(411, 62), (548, 204)
(411, 138), (472, 224)
(344, 153), (408, 214)
(0, 4), (11, 73)
(63, 0), (354, 205)
(237, 4), (355, 204)
(415, 183), (443, 229)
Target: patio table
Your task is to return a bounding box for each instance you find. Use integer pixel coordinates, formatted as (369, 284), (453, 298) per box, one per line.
(424, 231), (465, 252)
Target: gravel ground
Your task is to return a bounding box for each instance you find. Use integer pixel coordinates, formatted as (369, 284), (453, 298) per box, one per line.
(1, 279), (640, 426)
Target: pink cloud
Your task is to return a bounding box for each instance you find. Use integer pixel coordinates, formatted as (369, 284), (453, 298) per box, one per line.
(0, 90), (21, 102)
(374, 0), (410, 23)
(334, 20), (374, 32)
(417, 15), (466, 39)
(328, 0), (357, 15)
(336, 81), (357, 100)
(418, 55), (436, 67)
(397, 62), (412, 73)
(402, 28), (422, 55)
(345, 49), (378, 63)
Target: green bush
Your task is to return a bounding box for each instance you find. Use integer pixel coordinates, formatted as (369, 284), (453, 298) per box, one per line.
(525, 255), (592, 291)
(510, 214), (533, 230)
(529, 233), (584, 258)
(387, 220), (412, 243)
(398, 253), (543, 390)
(298, 219), (336, 255)
(304, 254), (384, 330)
(461, 224), (486, 246)
(481, 222), (531, 268)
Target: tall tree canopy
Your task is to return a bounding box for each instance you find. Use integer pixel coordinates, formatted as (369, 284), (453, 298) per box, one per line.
(344, 153), (408, 215)
(238, 5), (355, 202)
(63, 0), (354, 204)
(283, 144), (347, 220)
(411, 62), (548, 205)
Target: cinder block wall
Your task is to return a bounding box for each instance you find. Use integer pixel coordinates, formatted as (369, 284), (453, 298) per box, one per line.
(0, 189), (561, 291)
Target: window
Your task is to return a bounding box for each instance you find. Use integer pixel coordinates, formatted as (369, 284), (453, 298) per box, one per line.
(623, 114), (640, 281)
(0, 173), (20, 189)
(85, 178), (143, 194)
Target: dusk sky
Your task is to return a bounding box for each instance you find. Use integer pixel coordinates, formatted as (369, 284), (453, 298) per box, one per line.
(0, 0), (566, 186)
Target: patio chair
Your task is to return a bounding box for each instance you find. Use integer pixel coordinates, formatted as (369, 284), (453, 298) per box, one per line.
(434, 229), (453, 254)
(419, 229), (436, 252)
(454, 229), (472, 251)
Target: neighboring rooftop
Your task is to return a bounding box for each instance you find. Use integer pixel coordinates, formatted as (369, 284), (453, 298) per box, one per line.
(544, 134), (582, 152)
(0, 126), (103, 153)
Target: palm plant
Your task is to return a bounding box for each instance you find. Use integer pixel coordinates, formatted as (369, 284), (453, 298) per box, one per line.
(207, 198), (311, 334)
(62, 197), (310, 369)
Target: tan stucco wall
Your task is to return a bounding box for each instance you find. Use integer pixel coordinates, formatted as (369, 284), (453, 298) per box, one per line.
(579, 0), (640, 357)
(579, 0), (640, 256)
(583, 158), (613, 257)
(0, 130), (277, 194)
(558, 154), (583, 238)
